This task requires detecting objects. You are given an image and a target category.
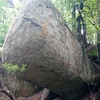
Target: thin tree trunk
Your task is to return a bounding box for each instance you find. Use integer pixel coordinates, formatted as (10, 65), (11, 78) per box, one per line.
(72, 3), (76, 28)
(97, 0), (100, 62)
(83, 22), (87, 45)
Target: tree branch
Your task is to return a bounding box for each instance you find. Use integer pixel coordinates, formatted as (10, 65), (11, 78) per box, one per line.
(0, 89), (14, 100)
(89, 20), (98, 30)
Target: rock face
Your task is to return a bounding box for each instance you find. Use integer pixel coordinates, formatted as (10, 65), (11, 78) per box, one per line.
(1, 72), (41, 97)
(2, 0), (96, 99)
(0, 56), (42, 99)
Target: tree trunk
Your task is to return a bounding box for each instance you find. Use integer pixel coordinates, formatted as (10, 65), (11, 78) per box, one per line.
(1, 0), (99, 99)
(72, 3), (76, 28)
(97, 0), (100, 62)
(83, 22), (87, 45)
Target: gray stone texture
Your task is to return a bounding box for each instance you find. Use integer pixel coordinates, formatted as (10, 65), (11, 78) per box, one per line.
(2, 0), (95, 99)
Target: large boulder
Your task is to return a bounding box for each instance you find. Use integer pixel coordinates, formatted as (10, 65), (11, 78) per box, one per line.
(2, 0), (96, 99)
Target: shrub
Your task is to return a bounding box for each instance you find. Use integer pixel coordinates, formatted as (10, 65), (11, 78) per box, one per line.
(3, 62), (27, 73)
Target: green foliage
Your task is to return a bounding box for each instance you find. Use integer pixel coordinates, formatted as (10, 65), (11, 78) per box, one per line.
(0, 0), (22, 47)
(88, 48), (98, 57)
(3, 62), (27, 73)
(0, 33), (5, 44)
(97, 41), (100, 44)
(83, 0), (100, 43)
(51, 0), (82, 28)
(51, 0), (100, 44)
